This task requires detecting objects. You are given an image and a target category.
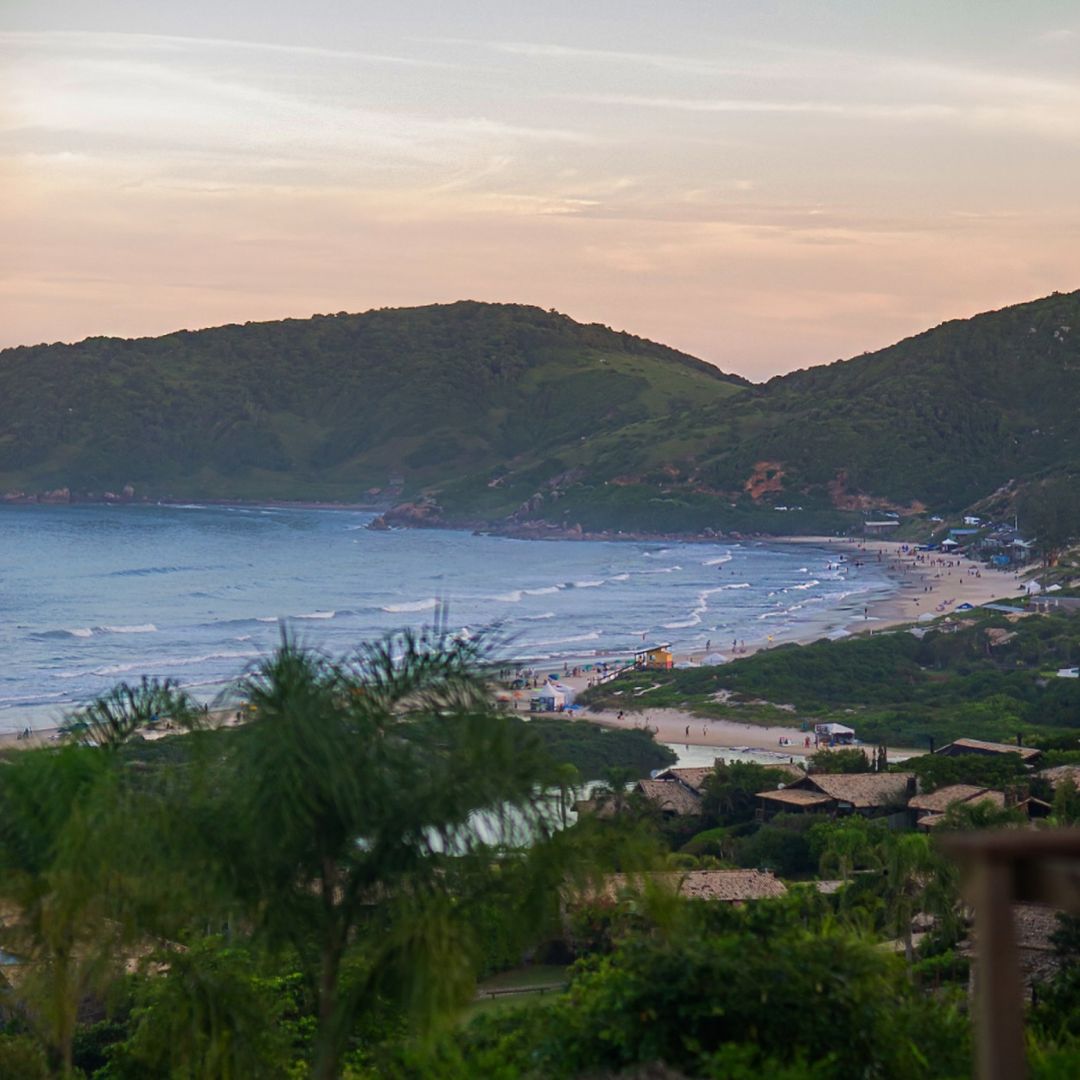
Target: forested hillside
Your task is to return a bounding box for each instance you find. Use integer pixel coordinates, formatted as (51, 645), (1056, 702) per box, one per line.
(2, 291), (1078, 535)
(0, 302), (746, 503)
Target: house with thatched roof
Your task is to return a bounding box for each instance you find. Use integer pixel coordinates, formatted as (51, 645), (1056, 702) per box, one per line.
(654, 766), (713, 793)
(634, 777), (703, 817)
(1039, 763), (1080, 791)
(755, 787), (836, 819)
(908, 784), (1007, 830)
(934, 738), (1042, 766)
(756, 771), (915, 822)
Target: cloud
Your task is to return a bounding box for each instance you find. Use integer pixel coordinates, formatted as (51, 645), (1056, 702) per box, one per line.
(569, 93), (957, 122)
(455, 38), (770, 78)
(0, 30), (459, 70)
(1035, 29), (1077, 44)
(1, 31), (591, 191)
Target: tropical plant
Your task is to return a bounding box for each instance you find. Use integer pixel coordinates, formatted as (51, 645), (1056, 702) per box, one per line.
(0, 747), (128, 1075)
(200, 629), (562, 1080)
(879, 833), (959, 966)
(812, 818), (883, 884)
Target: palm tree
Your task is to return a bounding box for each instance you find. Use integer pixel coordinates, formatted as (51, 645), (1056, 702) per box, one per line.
(817, 820), (881, 884)
(206, 628), (560, 1080)
(58, 676), (201, 749)
(0, 746), (126, 1076)
(879, 832), (957, 966)
(0, 629), (564, 1078)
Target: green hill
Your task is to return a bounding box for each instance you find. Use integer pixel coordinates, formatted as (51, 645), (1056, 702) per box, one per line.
(2, 292), (1078, 537)
(0, 302), (747, 503)
(428, 291), (1080, 535)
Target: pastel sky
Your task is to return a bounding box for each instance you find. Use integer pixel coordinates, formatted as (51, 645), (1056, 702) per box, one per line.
(3, 1), (1079, 379)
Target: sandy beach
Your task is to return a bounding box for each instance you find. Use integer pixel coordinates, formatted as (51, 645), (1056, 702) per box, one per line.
(591, 707), (816, 755)
(546, 536), (1031, 757)
(825, 537), (1027, 634)
(3, 534), (1032, 761)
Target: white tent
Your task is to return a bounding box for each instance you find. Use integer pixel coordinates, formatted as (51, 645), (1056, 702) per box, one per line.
(546, 679), (576, 706)
(701, 652), (729, 665)
(816, 722), (855, 736)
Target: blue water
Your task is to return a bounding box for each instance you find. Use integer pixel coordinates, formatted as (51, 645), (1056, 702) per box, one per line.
(0, 505), (894, 731)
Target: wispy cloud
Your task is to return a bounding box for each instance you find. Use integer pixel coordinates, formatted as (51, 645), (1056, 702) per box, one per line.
(457, 38), (769, 78)
(569, 93), (957, 121)
(1, 31), (591, 190)
(0, 30), (459, 70)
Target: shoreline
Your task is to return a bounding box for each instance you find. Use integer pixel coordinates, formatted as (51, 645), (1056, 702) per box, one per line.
(541, 537), (1029, 758)
(0, 531), (1029, 745)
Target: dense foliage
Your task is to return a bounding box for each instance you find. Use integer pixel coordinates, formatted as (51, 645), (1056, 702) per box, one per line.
(0, 302), (743, 504)
(514, 716), (676, 780)
(4, 292), (1079, 535)
(583, 608), (1080, 747)
(0, 634), (1076, 1077)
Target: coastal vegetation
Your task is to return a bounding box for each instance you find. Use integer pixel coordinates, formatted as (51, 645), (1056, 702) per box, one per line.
(0, 632), (1077, 1077)
(581, 607), (1080, 749)
(3, 291), (1079, 539)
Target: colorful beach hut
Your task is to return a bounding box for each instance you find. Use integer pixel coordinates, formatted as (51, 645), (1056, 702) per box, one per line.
(634, 643), (674, 670)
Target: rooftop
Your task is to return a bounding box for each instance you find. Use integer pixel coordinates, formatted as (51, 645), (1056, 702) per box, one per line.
(635, 778), (702, 815)
(756, 787), (834, 808)
(1039, 764), (1080, 789)
(802, 771), (915, 808)
(908, 784), (1005, 813)
(603, 870), (787, 903)
(937, 738), (1042, 763)
(655, 766), (713, 793)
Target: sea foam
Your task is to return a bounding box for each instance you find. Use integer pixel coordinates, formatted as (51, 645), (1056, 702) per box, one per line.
(381, 598), (439, 613)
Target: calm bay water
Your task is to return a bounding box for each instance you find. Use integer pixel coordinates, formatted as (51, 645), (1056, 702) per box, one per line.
(0, 505), (893, 731)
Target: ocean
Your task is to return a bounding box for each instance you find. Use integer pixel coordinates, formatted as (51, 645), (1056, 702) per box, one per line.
(0, 504), (894, 732)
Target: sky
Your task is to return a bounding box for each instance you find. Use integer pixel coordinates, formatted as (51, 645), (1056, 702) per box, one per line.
(3, 1), (1079, 380)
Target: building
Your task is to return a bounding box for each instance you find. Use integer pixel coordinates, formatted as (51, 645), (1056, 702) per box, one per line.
(1039, 763), (1080, 791)
(633, 778), (703, 817)
(654, 766), (713, 793)
(757, 771), (915, 821)
(934, 738), (1043, 766)
(908, 784), (1007, 830)
(864, 520), (901, 536)
(634, 643), (673, 670)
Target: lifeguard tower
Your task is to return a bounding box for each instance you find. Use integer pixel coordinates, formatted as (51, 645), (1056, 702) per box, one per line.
(634, 642), (674, 670)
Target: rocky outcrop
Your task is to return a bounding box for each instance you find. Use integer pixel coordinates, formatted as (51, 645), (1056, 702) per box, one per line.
(368, 497), (445, 530)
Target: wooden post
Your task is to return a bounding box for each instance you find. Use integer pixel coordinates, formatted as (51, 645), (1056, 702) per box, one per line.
(942, 829), (1080, 1080)
(970, 859), (1026, 1080)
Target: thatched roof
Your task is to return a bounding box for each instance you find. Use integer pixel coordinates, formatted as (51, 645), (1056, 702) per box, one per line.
(756, 787), (834, 809)
(908, 784), (1004, 813)
(635, 778), (702, 816)
(602, 870), (787, 903)
(1040, 764), (1080, 790)
(803, 772), (915, 809)
(655, 766), (713, 793)
(936, 738), (1042, 763)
